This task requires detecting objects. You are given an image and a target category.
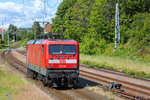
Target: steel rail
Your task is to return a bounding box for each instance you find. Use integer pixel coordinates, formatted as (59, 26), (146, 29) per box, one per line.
(80, 69), (150, 92)
(9, 52), (99, 100)
(71, 89), (95, 100)
(14, 48), (150, 99)
(80, 72), (149, 99)
(2, 45), (101, 100)
(80, 64), (150, 82)
(15, 52), (150, 83)
(1, 46), (73, 100)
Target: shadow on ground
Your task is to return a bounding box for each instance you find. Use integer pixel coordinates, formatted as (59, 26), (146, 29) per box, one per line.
(55, 77), (102, 90)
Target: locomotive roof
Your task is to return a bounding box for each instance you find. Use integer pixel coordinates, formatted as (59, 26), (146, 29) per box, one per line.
(27, 39), (77, 44)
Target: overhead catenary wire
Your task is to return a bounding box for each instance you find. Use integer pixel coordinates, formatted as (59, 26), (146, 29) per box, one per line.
(46, 0), (58, 8)
(22, 0), (25, 16)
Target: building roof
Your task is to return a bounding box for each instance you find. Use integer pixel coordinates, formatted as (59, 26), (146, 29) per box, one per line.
(0, 28), (5, 33)
(45, 24), (52, 32)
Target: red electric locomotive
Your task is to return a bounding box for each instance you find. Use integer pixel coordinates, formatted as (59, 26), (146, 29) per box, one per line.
(27, 39), (79, 87)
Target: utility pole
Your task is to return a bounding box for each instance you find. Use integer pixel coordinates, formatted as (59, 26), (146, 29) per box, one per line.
(115, 3), (118, 49)
(34, 26), (36, 40)
(117, 5), (120, 47)
(13, 32), (15, 42)
(107, 0), (109, 7)
(7, 31), (9, 46)
(16, 31), (17, 42)
(22, 0), (25, 16)
(42, 21), (46, 34)
(36, 21), (49, 34)
(2, 22), (4, 40)
(114, 3), (120, 50)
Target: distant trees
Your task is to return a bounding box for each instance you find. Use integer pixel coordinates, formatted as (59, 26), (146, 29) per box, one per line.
(7, 24), (17, 41)
(51, 0), (77, 33)
(32, 21), (43, 38)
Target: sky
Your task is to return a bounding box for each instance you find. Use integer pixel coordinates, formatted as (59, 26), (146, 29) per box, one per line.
(0, 0), (62, 29)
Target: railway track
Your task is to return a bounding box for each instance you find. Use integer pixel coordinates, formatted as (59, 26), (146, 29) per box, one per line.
(1, 44), (103, 100)
(15, 48), (150, 99)
(80, 70), (150, 95)
(80, 64), (150, 82)
(14, 48), (150, 100)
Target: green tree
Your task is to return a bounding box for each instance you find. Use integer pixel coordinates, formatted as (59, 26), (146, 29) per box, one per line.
(51, 0), (77, 33)
(32, 21), (43, 38)
(7, 24), (17, 40)
(50, 0), (150, 55)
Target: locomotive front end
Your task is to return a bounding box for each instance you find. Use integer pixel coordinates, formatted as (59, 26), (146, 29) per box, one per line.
(47, 40), (79, 87)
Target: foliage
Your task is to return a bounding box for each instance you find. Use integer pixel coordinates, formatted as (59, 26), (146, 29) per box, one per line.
(80, 54), (150, 79)
(0, 21), (42, 49)
(0, 68), (25, 100)
(51, 0), (150, 59)
(7, 24), (17, 41)
(32, 21), (43, 37)
(0, 39), (5, 49)
(51, 0), (77, 33)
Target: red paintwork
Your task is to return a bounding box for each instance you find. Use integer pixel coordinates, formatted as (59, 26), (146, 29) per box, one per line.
(27, 39), (79, 69)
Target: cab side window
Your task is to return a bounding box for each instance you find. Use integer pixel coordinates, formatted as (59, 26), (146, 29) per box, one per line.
(42, 45), (44, 54)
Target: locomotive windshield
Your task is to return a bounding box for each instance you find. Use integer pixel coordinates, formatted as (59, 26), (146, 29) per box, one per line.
(49, 45), (76, 55)
(49, 45), (63, 54)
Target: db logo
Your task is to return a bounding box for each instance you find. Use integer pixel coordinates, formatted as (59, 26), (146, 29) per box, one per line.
(60, 60), (66, 63)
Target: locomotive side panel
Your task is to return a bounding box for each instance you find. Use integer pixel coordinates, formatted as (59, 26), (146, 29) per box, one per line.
(27, 44), (47, 76)
(41, 44), (45, 68)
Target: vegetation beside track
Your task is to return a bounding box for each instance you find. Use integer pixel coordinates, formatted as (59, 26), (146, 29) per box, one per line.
(0, 65), (52, 100)
(86, 86), (124, 100)
(0, 66), (26, 100)
(80, 54), (150, 79)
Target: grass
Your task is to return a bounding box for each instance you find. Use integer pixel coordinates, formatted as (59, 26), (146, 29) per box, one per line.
(80, 54), (150, 79)
(86, 86), (124, 100)
(0, 41), (21, 51)
(0, 65), (52, 100)
(0, 68), (25, 100)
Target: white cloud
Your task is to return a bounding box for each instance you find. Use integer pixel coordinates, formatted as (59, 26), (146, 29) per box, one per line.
(0, 2), (22, 13)
(0, 0), (62, 29)
(33, 0), (44, 8)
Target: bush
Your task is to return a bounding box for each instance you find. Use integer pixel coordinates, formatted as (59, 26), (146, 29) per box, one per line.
(21, 39), (28, 48)
(0, 39), (7, 49)
(80, 37), (107, 55)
